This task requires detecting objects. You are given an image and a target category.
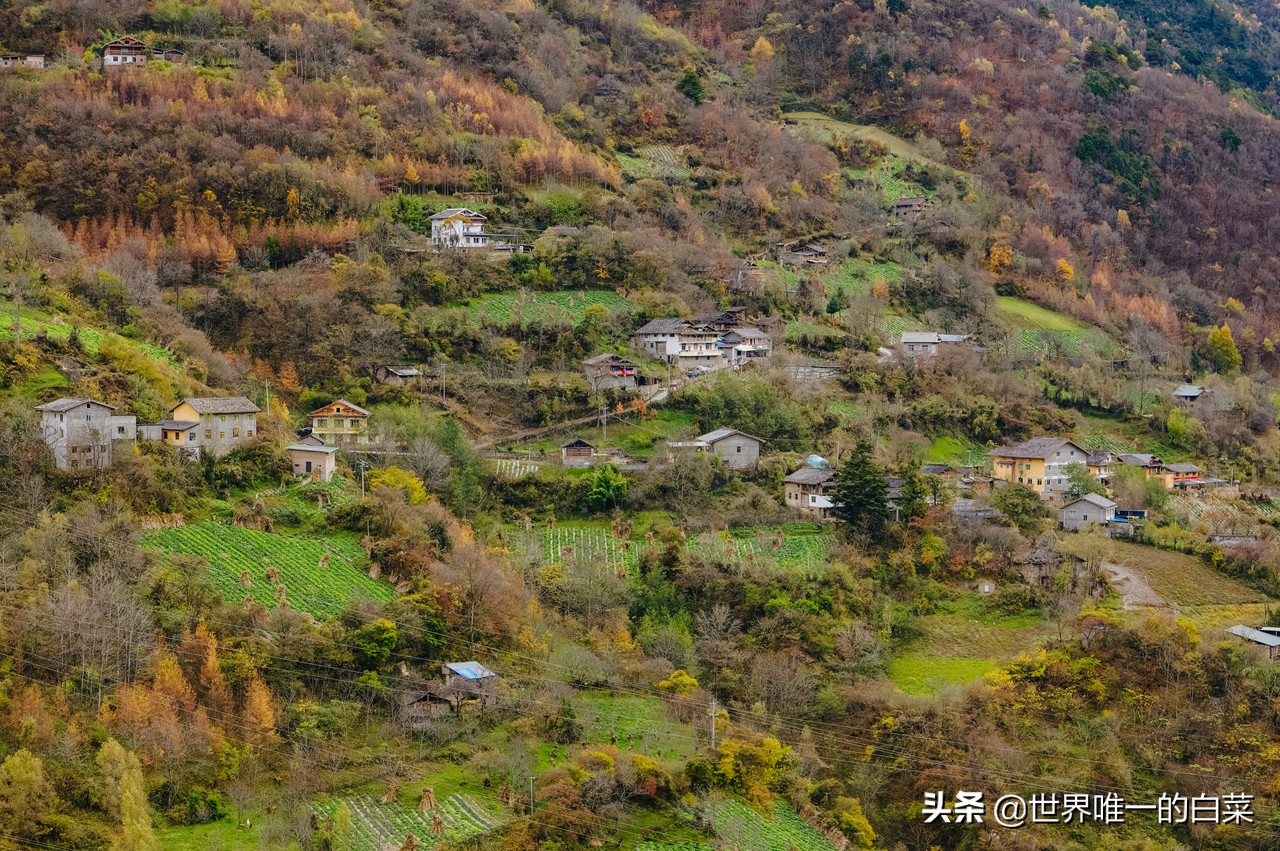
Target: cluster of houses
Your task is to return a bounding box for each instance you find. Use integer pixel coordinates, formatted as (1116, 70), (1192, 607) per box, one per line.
(3, 37), (188, 72)
(627, 307), (781, 374)
(986, 436), (1221, 532)
(34, 393), (375, 483)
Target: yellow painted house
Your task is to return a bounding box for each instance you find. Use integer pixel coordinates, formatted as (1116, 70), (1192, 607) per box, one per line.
(1116, 454), (1202, 489)
(154, 396), (260, 458)
(989, 437), (1093, 497)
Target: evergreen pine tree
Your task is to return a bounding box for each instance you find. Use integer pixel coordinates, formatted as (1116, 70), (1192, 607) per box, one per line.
(676, 67), (705, 104)
(829, 440), (890, 534)
(896, 468), (929, 521)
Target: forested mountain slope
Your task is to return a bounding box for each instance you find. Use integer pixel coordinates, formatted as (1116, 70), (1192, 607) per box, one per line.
(5, 0), (1280, 849)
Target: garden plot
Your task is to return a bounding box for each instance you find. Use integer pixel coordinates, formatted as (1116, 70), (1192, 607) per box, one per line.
(315, 792), (503, 850)
(494, 458), (540, 479)
(466, 290), (636, 327)
(688, 527), (834, 575)
(545, 524), (634, 573)
(143, 522), (392, 618)
(709, 800), (837, 851)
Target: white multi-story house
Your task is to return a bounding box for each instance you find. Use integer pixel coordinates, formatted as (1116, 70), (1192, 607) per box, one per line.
(35, 397), (136, 471)
(630, 319), (722, 369)
(429, 208), (490, 248)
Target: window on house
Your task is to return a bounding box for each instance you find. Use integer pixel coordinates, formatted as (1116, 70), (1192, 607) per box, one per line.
(247, 430), (253, 437)
(736, 446), (742, 453)
(1037, 478), (1043, 486)
(233, 428), (240, 438)
(219, 431), (225, 439)
(204, 429), (212, 439)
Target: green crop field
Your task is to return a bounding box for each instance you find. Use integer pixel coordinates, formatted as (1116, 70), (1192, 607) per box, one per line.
(786, 319), (846, 340)
(1107, 541), (1264, 607)
(0, 304), (179, 366)
(577, 694), (698, 760)
(888, 654), (998, 697)
(845, 155), (936, 201)
(994, 297), (1088, 331)
(709, 800), (837, 851)
(143, 522), (393, 618)
(687, 526), (835, 575)
(876, 314), (927, 340)
(635, 843), (713, 851)
(466, 290), (637, 327)
(545, 522), (635, 572)
(618, 145), (692, 180)
(314, 792), (504, 850)
(926, 435), (983, 465)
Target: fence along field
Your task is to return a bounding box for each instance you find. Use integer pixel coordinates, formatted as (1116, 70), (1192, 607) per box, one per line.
(142, 522), (393, 618)
(314, 792), (503, 850)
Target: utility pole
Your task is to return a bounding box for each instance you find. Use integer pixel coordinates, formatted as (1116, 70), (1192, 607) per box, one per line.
(600, 404), (608, 440)
(439, 362), (447, 403)
(529, 777), (535, 815)
(709, 698), (718, 751)
(357, 459), (369, 497)
(263, 379), (271, 416)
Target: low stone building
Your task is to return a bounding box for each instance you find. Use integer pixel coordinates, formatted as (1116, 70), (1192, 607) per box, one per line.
(288, 443), (338, 482)
(669, 428), (765, 470)
(783, 466), (836, 519)
(561, 437), (595, 468)
(1059, 493), (1116, 531)
(582, 353), (639, 391)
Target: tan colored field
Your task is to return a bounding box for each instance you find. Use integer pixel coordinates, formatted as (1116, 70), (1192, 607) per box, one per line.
(1107, 541), (1264, 606)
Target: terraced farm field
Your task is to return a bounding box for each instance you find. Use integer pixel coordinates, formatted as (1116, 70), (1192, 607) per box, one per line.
(617, 145), (692, 180)
(314, 793), (503, 850)
(846, 155), (935, 200)
(689, 526), (835, 575)
(709, 800), (837, 851)
(576, 694), (698, 760)
(992, 297), (1118, 359)
(545, 523), (635, 572)
(786, 319), (847, 341)
(467, 290), (637, 327)
(0, 306), (179, 366)
(143, 522), (393, 618)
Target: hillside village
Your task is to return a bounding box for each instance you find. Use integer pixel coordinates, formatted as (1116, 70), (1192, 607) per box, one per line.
(9, 0), (1280, 849)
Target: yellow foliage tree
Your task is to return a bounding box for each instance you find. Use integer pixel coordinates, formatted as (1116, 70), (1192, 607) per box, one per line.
(243, 675), (279, 747)
(369, 467), (428, 504)
(1056, 258), (1075, 282)
(987, 243), (1014, 271)
(749, 36), (775, 62)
